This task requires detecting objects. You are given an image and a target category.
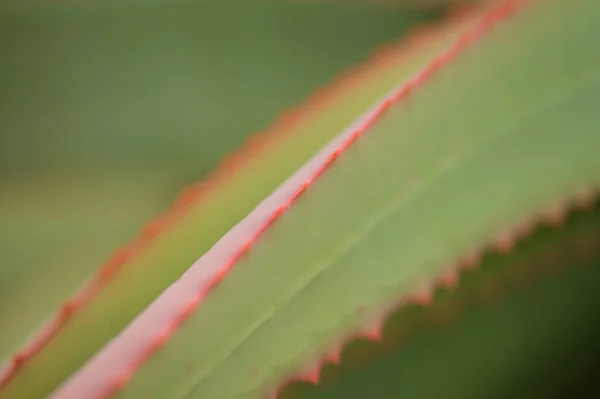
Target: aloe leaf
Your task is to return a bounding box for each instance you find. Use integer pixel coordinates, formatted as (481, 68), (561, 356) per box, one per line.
(48, 0), (600, 398)
(0, 3), (446, 398)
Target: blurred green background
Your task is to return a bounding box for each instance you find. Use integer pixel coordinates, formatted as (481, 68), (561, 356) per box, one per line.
(0, 2), (438, 362)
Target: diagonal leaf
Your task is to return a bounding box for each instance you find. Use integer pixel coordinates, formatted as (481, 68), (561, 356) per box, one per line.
(49, 0), (600, 398)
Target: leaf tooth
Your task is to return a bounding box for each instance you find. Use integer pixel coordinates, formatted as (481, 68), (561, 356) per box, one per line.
(152, 324), (178, 350)
(276, 109), (302, 131)
(108, 372), (131, 398)
(97, 246), (134, 283)
(380, 98), (394, 113)
(58, 302), (77, 319)
(492, 231), (517, 254)
(270, 361), (326, 399)
(141, 215), (170, 240)
(182, 294), (203, 319)
(290, 365), (321, 386)
(438, 266), (460, 289)
(11, 353), (26, 369)
(174, 185), (202, 208)
(302, 368), (321, 385)
(324, 347), (342, 365)
(460, 249), (483, 271)
(542, 201), (568, 227)
(357, 323), (384, 342)
(515, 217), (536, 241)
(410, 285), (435, 306)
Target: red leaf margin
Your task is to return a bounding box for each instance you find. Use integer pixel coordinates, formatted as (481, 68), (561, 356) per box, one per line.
(43, 1), (557, 398)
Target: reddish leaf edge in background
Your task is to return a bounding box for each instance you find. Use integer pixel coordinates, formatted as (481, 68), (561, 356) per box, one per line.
(45, 1), (551, 398)
(0, 2), (481, 392)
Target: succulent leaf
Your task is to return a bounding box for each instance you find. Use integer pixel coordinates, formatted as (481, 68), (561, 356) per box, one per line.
(44, 0), (600, 398)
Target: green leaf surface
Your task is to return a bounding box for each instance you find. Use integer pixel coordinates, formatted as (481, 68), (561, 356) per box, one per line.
(290, 207), (600, 399)
(49, 0), (600, 398)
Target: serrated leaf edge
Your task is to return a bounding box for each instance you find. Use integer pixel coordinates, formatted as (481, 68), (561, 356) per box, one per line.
(270, 186), (599, 399)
